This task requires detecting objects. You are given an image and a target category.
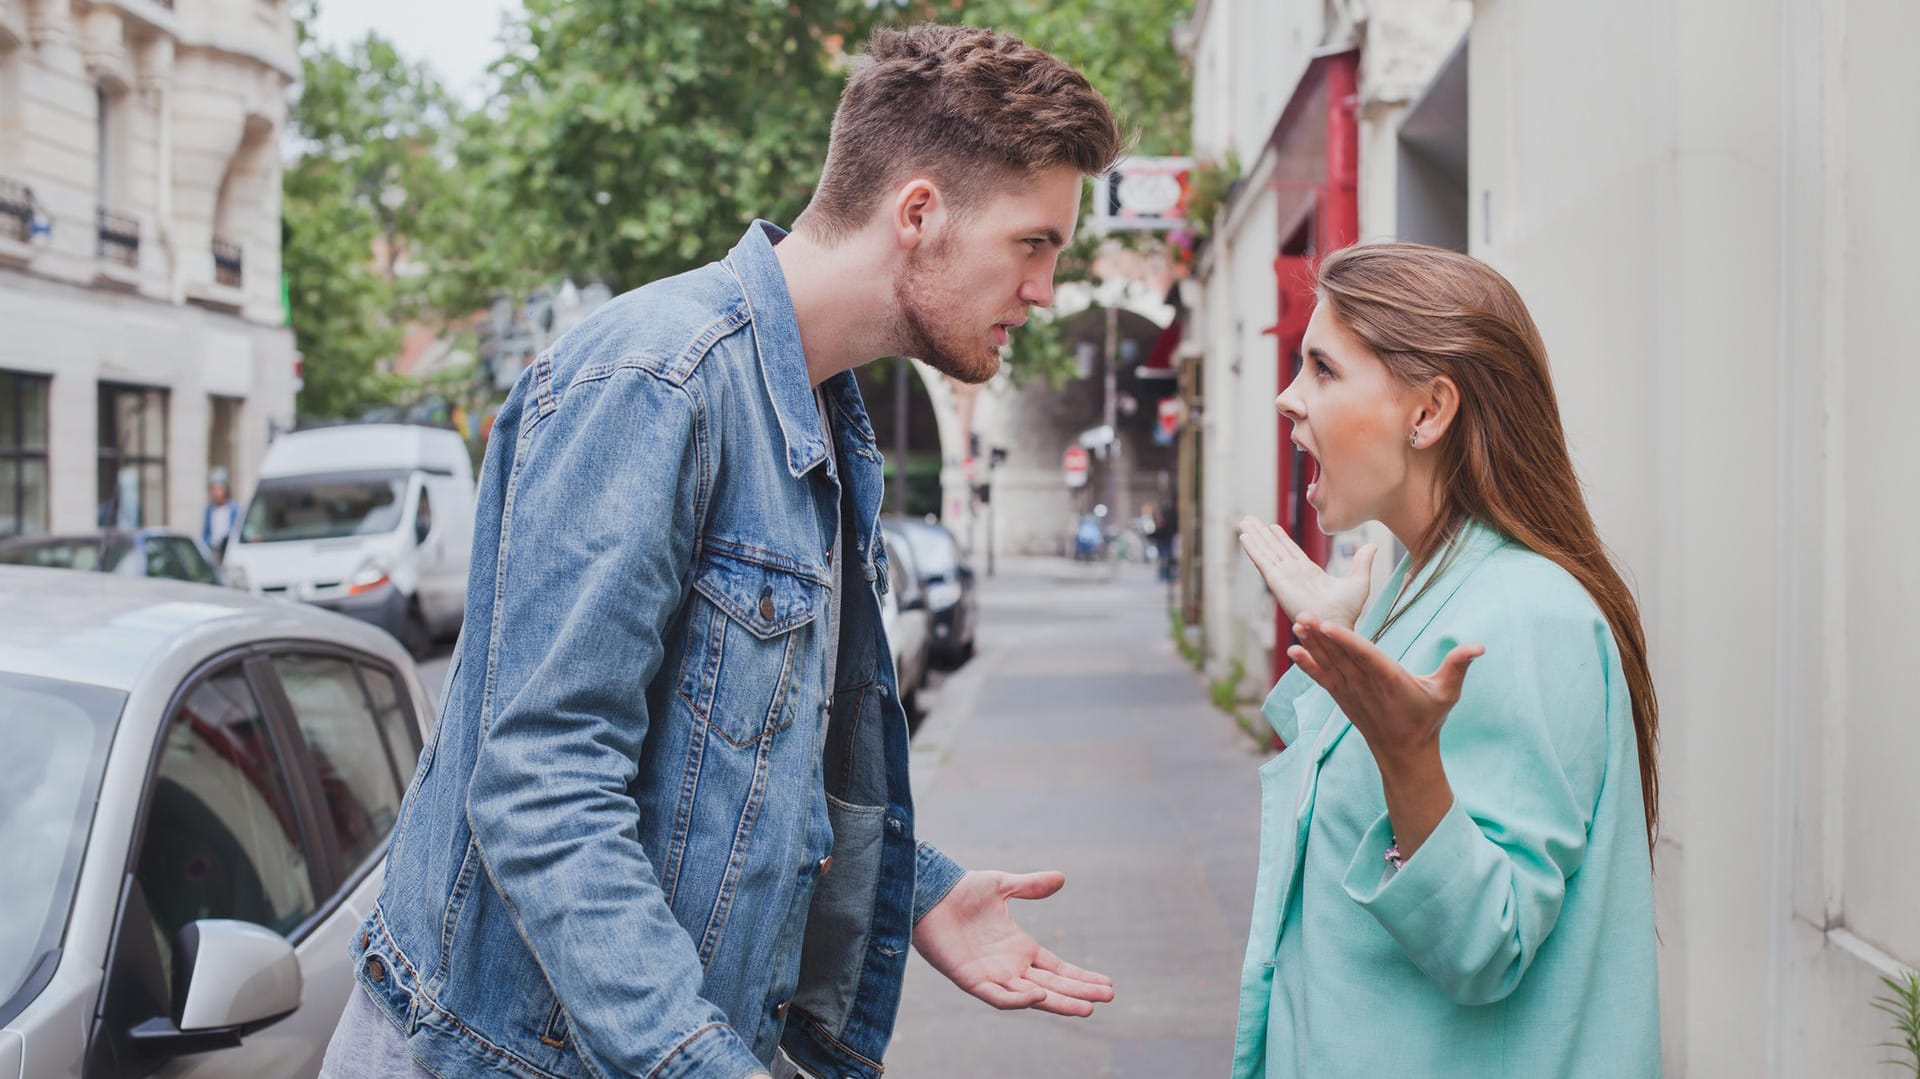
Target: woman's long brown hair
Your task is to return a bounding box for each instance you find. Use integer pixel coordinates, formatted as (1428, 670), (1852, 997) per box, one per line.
(1316, 243), (1660, 854)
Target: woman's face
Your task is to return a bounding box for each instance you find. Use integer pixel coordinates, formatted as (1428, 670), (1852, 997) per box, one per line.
(1275, 302), (1427, 535)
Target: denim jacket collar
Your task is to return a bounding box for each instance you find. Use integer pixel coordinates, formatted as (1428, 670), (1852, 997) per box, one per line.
(724, 220), (843, 478)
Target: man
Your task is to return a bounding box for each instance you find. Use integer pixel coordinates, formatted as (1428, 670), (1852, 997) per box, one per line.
(321, 24), (1121, 1079)
(201, 467), (238, 564)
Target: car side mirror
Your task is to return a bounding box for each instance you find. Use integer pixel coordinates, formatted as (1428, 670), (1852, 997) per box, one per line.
(128, 920), (302, 1057)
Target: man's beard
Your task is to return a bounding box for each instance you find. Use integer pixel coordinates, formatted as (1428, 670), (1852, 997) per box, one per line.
(893, 238), (1003, 386)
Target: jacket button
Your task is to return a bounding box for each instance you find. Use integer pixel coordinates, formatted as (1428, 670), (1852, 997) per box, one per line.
(366, 956), (387, 983)
(817, 855), (833, 876)
(759, 588), (776, 621)
(772, 1000), (790, 1020)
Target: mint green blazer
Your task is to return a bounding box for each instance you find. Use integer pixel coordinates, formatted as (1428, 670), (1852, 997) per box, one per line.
(1233, 520), (1659, 1078)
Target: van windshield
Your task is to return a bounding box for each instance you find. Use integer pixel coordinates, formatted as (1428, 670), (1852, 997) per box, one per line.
(240, 471), (409, 544)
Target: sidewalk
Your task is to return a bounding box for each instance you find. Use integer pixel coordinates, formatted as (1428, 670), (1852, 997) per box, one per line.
(889, 557), (1266, 1077)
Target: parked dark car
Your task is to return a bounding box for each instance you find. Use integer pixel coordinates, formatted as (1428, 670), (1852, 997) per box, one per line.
(881, 515), (977, 667)
(0, 527), (223, 586)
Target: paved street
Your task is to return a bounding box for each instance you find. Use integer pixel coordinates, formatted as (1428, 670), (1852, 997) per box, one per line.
(419, 558), (1266, 1077)
(890, 558), (1264, 1077)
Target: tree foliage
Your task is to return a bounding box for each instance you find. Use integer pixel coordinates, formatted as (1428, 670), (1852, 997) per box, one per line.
(284, 0), (1192, 402)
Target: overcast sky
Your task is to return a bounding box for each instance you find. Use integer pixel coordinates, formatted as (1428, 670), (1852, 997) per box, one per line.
(308, 0), (518, 103)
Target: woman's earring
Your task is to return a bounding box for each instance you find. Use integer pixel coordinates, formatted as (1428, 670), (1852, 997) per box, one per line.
(1408, 429), (1421, 449)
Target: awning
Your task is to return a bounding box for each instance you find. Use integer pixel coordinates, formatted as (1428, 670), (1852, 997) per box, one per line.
(1134, 318), (1182, 379)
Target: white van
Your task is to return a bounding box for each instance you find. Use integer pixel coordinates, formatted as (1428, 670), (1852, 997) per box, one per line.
(224, 424), (475, 656)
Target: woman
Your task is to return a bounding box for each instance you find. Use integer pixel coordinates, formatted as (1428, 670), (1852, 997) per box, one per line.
(1232, 243), (1659, 1078)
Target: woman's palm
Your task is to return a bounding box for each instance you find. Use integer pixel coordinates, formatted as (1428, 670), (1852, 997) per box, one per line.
(1238, 518), (1375, 630)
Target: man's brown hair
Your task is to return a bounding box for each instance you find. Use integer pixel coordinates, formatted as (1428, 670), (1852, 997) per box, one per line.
(797, 24), (1123, 242)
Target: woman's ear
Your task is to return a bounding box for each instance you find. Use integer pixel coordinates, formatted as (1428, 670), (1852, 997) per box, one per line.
(1414, 376), (1462, 444)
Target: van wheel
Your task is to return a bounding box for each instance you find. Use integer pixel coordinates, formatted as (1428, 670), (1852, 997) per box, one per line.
(399, 608), (432, 659)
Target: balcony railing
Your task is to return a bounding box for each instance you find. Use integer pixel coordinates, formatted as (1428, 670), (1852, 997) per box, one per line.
(212, 237), (243, 287)
(97, 207), (140, 268)
(0, 179), (35, 244)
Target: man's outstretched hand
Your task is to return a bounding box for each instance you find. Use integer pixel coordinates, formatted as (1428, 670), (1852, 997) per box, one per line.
(911, 870), (1114, 1017)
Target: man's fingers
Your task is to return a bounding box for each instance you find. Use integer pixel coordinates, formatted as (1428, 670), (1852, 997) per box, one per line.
(1002, 870), (1067, 901)
(1033, 947), (1114, 987)
(1004, 979), (1097, 1018)
(970, 979), (1047, 1011)
(1026, 965), (1116, 1003)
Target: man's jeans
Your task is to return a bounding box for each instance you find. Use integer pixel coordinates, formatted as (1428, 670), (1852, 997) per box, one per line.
(319, 984), (820, 1079)
(318, 987), (435, 1079)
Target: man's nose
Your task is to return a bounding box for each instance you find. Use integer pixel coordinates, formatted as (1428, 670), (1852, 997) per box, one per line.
(1018, 272), (1054, 308)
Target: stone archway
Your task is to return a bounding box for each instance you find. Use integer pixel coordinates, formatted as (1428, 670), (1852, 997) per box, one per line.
(968, 295), (1178, 558)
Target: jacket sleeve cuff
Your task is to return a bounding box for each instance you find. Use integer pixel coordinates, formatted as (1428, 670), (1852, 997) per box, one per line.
(648, 1022), (766, 1079)
(912, 841), (966, 924)
(1341, 801), (1488, 968)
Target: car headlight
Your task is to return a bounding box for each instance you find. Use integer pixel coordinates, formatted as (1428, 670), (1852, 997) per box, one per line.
(348, 562), (391, 596)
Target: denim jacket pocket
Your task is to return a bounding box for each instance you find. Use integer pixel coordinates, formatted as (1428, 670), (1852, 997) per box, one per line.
(681, 546), (823, 747)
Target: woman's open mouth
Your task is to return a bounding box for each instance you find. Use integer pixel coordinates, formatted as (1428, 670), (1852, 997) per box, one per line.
(1298, 440), (1322, 506)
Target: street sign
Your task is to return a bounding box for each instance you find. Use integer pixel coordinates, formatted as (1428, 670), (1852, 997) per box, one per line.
(1063, 445), (1090, 488)
(1092, 156), (1194, 233)
(1157, 397), (1182, 440)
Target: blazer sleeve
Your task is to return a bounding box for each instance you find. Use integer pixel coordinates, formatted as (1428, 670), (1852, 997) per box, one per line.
(1339, 602), (1616, 1006)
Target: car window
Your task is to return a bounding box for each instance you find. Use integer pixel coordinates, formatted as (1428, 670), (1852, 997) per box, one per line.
(360, 664), (421, 778)
(0, 539), (100, 570)
(137, 664), (318, 987)
(270, 653), (406, 872)
(142, 538), (184, 580)
(883, 532), (921, 604)
(153, 536), (216, 584)
(0, 674), (121, 1016)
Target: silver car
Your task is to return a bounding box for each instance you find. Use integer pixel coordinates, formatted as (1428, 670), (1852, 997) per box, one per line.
(0, 566), (434, 1078)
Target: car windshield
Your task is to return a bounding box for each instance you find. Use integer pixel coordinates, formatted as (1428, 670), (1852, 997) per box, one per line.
(0, 535), (136, 573)
(0, 673), (122, 1016)
(902, 525), (958, 578)
(240, 471), (408, 543)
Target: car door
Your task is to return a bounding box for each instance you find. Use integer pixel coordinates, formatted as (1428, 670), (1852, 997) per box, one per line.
(234, 649), (423, 1078)
(85, 647), (423, 1079)
(85, 655), (329, 1079)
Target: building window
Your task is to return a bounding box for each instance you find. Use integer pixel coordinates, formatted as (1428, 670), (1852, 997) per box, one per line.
(0, 371), (50, 536)
(95, 85), (138, 268)
(98, 383), (167, 529)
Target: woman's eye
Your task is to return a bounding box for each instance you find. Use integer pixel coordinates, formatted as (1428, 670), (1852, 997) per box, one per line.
(1314, 359), (1334, 378)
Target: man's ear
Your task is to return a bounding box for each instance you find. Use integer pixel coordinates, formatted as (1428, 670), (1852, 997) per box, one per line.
(891, 177), (949, 254)
(1414, 375), (1462, 443)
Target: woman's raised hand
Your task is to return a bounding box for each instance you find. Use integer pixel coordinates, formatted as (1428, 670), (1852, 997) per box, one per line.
(1237, 518), (1375, 630)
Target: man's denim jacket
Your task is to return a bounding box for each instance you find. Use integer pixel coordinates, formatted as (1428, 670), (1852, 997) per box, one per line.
(348, 221), (966, 1079)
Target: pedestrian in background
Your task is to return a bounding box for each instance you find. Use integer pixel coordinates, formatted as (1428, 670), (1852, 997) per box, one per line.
(201, 467), (238, 565)
(1234, 243), (1660, 1078)
(320, 24), (1118, 1079)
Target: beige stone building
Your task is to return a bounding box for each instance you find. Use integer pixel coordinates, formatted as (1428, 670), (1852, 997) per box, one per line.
(0, 0), (297, 540)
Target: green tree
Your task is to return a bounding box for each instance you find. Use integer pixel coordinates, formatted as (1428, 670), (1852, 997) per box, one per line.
(432, 0), (1191, 386)
(482, 0), (908, 293)
(285, 2), (502, 419)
